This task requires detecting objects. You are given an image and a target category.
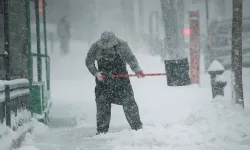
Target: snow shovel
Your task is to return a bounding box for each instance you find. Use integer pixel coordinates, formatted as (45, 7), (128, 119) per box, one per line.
(112, 73), (166, 78)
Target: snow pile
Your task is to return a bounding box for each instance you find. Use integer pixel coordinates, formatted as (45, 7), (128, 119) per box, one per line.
(87, 67), (250, 150)
(0, 121), (9, 139)
(15, 121), (48, 150)
(11, 109), (32, 130)
(0, 119), (45, 150)
(15, 132), (40, 150)
(0, 126), (15, 150)
(93, 97), (250, 150)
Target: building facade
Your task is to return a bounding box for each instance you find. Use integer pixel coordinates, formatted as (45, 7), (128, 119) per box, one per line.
(0, 0), (29, 80)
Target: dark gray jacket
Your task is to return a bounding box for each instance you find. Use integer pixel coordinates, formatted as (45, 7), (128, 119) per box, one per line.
(85, 38), (142, 76)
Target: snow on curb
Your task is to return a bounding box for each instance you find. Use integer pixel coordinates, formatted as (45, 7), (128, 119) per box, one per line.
(14, 132), (40, 150)
(0, 118), (46, 150)
(14, 120), (48, 150)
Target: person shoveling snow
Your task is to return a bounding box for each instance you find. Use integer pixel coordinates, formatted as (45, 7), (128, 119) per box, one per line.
(85, 31), (145, 135)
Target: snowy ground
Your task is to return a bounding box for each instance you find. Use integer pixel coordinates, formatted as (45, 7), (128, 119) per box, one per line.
(15, 41), (250, 150)
(0, 119), (39, 150)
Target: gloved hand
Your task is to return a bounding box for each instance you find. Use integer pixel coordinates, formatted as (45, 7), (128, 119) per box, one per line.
(95, 72), (105, 81)
(136, 70), (145, 78)
(104, 72), (113, 79)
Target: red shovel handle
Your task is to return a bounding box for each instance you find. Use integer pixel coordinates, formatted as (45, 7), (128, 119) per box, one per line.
(112, 73), (166, 78)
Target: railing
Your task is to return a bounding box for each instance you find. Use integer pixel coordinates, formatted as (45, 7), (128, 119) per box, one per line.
(31, 53), (50, 91)
(0, 79), (31, 131)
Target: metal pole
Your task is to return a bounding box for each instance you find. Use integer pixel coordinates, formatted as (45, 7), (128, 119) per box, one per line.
(3, 0), (10, 80)
(231, 0), (244, 107)
(35, 0), (42, 82)
(26, 0), (33, 85)
(3, 0), (11, 127)
(42, 0), (49, 90)
(26, 0), (33, 115)
(5, 85), (11, 127)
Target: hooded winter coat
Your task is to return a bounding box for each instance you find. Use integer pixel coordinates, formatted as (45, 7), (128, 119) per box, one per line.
(85, 37), (142, 76)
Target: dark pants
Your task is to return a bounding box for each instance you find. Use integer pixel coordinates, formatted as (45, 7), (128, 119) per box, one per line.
(59, 36), (69, 55)
(95, 81), (143, 133)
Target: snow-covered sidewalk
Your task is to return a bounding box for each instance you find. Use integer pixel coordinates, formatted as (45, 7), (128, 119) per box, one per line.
(24, 74), (250, 150)
(18, 42), (250, 150)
